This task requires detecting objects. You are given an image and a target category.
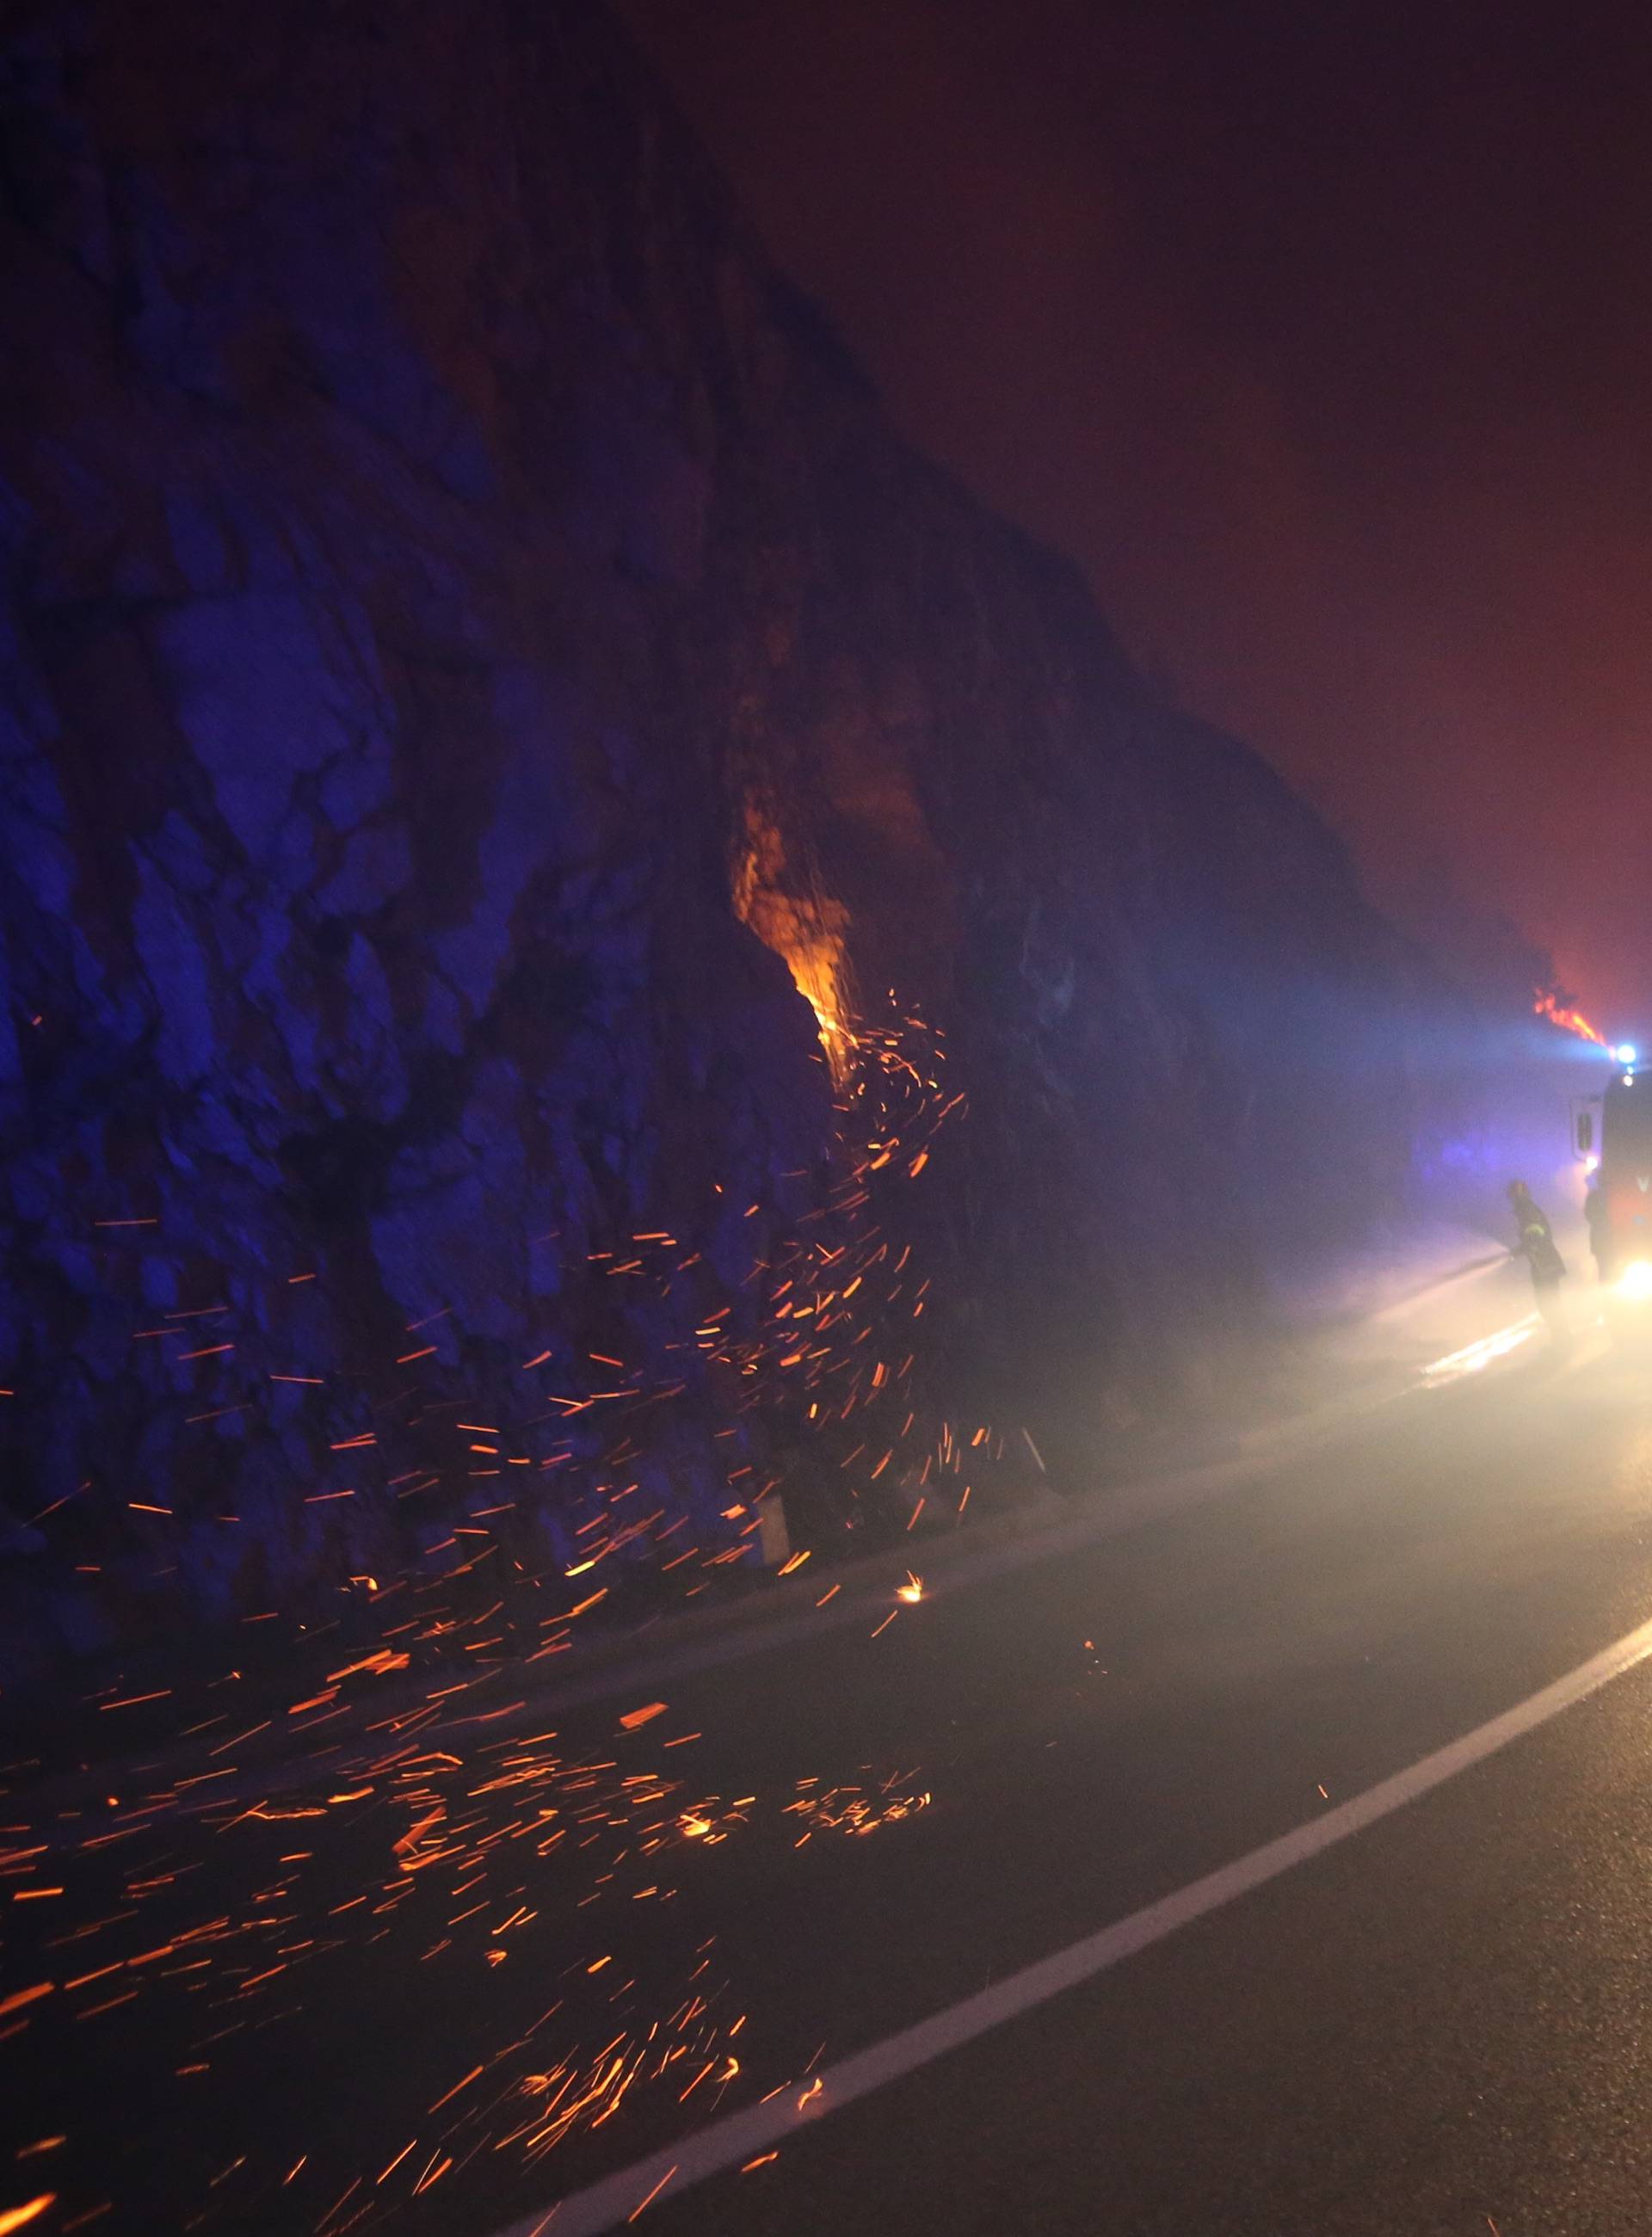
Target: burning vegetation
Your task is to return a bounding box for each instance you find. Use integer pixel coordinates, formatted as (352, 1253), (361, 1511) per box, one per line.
(1533, 988), (1606, 1045)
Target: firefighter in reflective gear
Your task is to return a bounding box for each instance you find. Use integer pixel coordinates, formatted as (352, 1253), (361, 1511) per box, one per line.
(1507, 1180), (1569, 1341)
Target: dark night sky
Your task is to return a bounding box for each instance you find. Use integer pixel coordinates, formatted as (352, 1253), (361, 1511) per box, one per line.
(621, 0), (1652, 1030)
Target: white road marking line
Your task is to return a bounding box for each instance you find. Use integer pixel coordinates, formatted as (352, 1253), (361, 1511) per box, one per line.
(1421, 1312), (1540, 1383)
(492, 1608), (1652, 2236)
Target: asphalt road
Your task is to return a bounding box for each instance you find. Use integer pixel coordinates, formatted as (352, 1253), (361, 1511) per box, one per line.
(9, 1311), (1652, 2237)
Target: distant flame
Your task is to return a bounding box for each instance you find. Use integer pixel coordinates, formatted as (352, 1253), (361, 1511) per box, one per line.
(1533, 989), (1606, 1045)
(732, 798), (854, 1074)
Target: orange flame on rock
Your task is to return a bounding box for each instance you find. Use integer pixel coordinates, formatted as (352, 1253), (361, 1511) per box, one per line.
(732, 797), (854, 1074)
(1533, 989), (1606, 1045)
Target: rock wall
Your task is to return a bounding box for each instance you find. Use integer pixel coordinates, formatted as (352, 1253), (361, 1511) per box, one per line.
(0, 0), (1571, 1676)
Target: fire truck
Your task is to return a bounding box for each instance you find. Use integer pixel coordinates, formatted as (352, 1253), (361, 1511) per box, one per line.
(1575, 1046), (1652, 1305)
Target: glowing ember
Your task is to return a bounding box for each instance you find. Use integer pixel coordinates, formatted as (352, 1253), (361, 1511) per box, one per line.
(19, 963), (1001, 1724)
(1, 809), (1012, 2235)
(0, 2200), (56, 2237)
(1, 1675), (934, 2230)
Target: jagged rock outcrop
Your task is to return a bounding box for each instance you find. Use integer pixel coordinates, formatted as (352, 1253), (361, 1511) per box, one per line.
(0, 0), (1566, 1677)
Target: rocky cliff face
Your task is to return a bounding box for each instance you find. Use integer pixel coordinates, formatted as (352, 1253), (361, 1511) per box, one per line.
(0, 0), (1556, 1679)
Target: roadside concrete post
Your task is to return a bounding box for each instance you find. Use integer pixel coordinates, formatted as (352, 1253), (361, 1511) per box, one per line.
(756, 1494), (791, 1567)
